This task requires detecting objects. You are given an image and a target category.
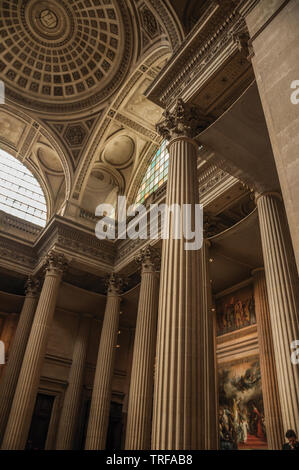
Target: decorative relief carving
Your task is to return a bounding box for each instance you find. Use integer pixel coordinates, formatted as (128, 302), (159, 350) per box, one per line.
(73, 117), (111, 198)
(135, 245), (160, 272)
(44, 250), (68, 275)
(141, 7), (159, 39)
(114, 113), (158, 140)
(64, 124), (87, 147)
(106, 272), (123, 295)
(25, 276), (40, 296)
(147, 0), (182, 50)
(156, 98), (211, 140)
(0, 241), (36, 268)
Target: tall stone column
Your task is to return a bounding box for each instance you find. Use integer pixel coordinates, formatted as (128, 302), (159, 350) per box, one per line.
(242, 0), (299, 272)
(0, 277), (39, 444)
(151, 99), (204, 450)
(56, 314), (91, 450)
(200, 240), (218, 450)
(125, 246), (160, 450)
(1, 251), (67, 450)
(85, 274), (122, 450)
(256, 192), (299, 436)
(252, 268), (284, 449)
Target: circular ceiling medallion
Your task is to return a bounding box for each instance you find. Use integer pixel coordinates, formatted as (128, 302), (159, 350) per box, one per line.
(102, 135), (134, 168)
(39, 10), (58, 30)
(0, 0), (133, 114)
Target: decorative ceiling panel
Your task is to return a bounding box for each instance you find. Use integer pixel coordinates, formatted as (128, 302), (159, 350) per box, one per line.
(0, 0), (133, 115)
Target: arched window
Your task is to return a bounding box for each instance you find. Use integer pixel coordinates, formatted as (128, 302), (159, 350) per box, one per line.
(0, 149), (47, 227)
(136, 140), (169, 204)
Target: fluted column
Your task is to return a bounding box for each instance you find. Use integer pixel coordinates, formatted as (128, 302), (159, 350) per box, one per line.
(200, 240), (217, 450)
(125, 246), (160, 450)
(56, 314), (91, 450)
(256, 192), (299, 436)
(85, 274), (122, 450)
(1, 251), (67, 450)
(252, 268), (284, 449)
(0, 277), (39, 444)
(152, 100), (204, 450)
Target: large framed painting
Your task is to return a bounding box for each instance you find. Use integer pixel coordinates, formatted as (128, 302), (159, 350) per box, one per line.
(218, 358), (267, 450)
(216, 283), (256, 336)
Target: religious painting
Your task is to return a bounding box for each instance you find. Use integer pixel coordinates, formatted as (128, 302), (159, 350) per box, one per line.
(216, 284), (256, 336)
(218, 359), (267, 450)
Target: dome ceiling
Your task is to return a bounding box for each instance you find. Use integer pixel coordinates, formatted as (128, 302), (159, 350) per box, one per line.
(0, 0), (133, 115)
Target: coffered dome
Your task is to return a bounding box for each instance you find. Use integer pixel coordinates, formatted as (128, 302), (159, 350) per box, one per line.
(0, 0), (133, 114)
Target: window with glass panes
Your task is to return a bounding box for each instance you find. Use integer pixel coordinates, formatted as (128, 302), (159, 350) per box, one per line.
(0, 149), (47, 227)
(136, 141), (169, 204)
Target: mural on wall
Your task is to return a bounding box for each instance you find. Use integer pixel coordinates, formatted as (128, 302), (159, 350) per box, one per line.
(0, 313), (18, 380)
(216, 284), (256, 336)
(218, 359), (267, 450)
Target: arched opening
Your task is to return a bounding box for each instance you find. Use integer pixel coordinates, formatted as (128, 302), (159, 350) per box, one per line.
(135, 140), (169, 204)
(0, 149), (47, 227)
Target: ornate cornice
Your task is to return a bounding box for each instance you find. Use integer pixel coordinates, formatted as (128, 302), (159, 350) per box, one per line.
(145, 4), (252, 110)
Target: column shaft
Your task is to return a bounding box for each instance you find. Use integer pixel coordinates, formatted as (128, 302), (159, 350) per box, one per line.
(152, 136), (201, 450)
(200, 241), (217, 449)
(85, 276), (121, 450)
(1, 252), (66, 450)
(125, 248), (159, 449)
(257, 193), (299, 436)
(252, 268), (284, 449)
(0, 278), (39, 444)
(56, 315), (91, 450)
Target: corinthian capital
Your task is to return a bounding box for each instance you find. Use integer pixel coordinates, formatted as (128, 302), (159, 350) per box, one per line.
(156, 98), (211, 140)
(135, 245), (160, 272)
(106, 273), (123, 295)
(25, 276), (40, 296)
(44, 250), (68, 275)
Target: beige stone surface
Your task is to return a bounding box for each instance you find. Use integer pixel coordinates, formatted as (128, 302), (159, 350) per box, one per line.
(247, 0), (299, 269)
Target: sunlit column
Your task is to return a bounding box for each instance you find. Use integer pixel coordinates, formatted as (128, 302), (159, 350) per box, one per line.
(85, 274), (122, 450)
(0, 277), (39, 444)
(125, 246), (160, 449)
(252, 268), (284, 449)
(1, 251), (67, 450)
(152, 99), (205, 449)
(56, 314), (91, 450)
(256, 192), (299, 436)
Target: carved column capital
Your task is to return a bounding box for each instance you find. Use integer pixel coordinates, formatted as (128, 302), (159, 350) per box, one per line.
(44, 250), (68, 276)
(135, 245), (161, 273)
(156, 98), (211, 141)
(105, 273), (123, 295)
(24, 276), (40, 297)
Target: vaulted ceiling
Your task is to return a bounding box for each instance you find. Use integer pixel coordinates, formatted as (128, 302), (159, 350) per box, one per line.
(0, 0), (184, 221)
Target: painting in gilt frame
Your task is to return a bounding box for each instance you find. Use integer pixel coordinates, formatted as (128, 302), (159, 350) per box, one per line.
(218, 358), (267, 450)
